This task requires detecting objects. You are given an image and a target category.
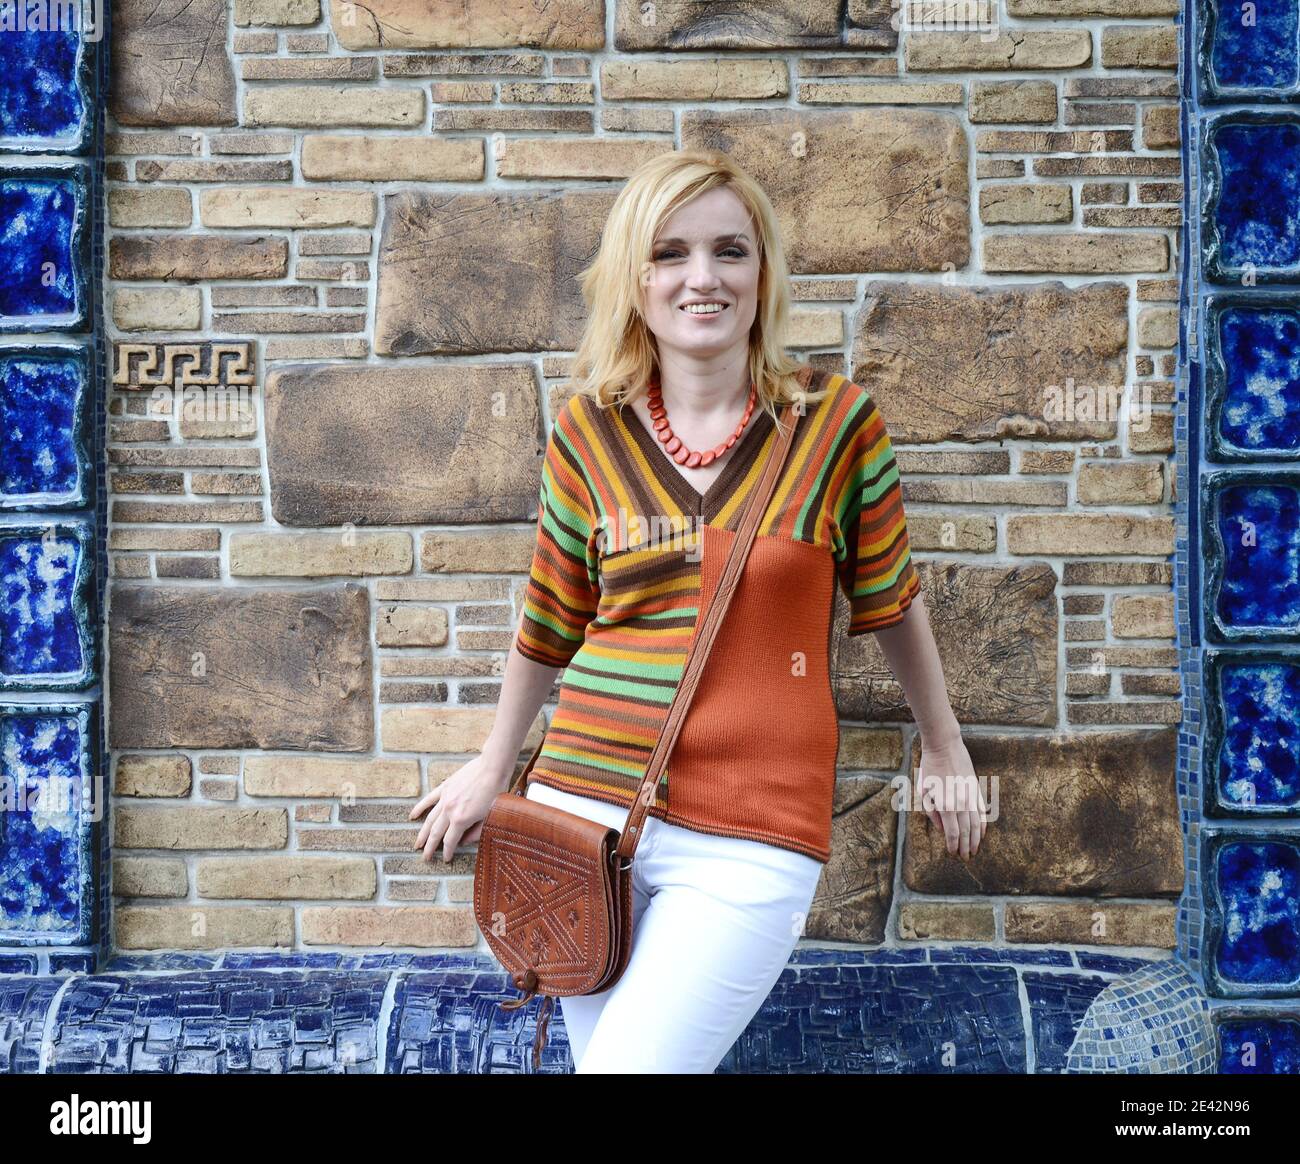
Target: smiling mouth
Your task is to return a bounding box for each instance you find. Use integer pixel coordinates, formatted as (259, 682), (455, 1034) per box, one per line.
(679, 304), (728, 314)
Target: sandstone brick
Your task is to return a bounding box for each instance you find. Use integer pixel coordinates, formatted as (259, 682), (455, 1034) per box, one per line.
(1112, 593), (1176, 639)
(1100, 25), (1178, 69)
(301, 905), (478, 946)
(242, 56), (376, 81)
(111, 0), (237, 127)
(898, 902), (996, 941)
(265, 363), (543, 523)
(1077, 461), (1164, 504)
(376, 605), (450, 647)
(115, 905), (294, 949)
(113, 856), (189, 898)
(201, 187), (376, 228)
(115, 806), (288, 849)
(970, 80), (1058, 123)
(906, 32), (1092, 71)
(614, 1), (846, 51)
(601, 58), (787, 101)
(983, 232), (1168, 273)
(109, 186), (193, 228)
(494, 136), (673, 179)
(112, 287), (202, 331)
(374, 188), (614, 354)
(110, 234), (288, 281)
(235, 0), (320, 24)
(244, 85), (424, 128)
(229, 531), (413, 576)
(1006, 514), (1175, 556)
(114, 754), (193, 797)
(301, 135), (482, 180)
(852, 280), (1129, 442)
(1137, 306), (1178, 349)
(197, 856), (377, 899)
(382, 706), (542, 754)
(904, 730), (1181, 895)
(979, 183), (1072, 224)
(1142, 104), (1180, 150)
(797, 81), (963, 105)
(244, 756), (421, 799)
(419, 528), (536, 574)
(1005, 901), (1175, 947)
(109, 583), (373, 750)
(329, 0), (604, 51)
(834, 561), (1059, 727)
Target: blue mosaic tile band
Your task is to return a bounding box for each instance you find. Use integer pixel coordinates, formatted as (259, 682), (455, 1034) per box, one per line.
(0, 165), (89, 332)
(0, 702), (96, 945)
(0, 21), (92, 154)
(1, 952), (1272, 1075)
(0, 345), (91, 510)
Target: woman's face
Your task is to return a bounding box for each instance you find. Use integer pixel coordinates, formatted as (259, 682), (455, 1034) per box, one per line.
(640, 186), (761, 368)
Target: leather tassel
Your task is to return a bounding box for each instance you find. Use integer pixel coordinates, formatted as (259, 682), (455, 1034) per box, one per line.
(531, 994), (557, 1070)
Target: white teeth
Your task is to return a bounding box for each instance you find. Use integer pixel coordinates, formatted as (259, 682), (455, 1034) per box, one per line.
(682, 303), (724, 314)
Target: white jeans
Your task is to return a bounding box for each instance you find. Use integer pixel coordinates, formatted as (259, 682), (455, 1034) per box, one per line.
(524, 779), (825, 1074)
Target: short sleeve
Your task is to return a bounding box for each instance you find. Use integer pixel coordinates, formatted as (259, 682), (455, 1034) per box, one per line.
(514, 404), (602, 668)
(833, 388), (921, 635)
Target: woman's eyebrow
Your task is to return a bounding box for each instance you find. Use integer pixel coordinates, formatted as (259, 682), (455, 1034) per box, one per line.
(654, 233), (752, 245)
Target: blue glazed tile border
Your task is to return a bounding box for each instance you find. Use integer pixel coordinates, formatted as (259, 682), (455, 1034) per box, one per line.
(1203, 829), (1300, 998)
(1196, 0), (1300, 103)
(0, 162), (91, 333)
(0, 701), (97, 945)
(0, 343), (93, 511)
(1201, 649), (1300, 817)
(1199, 470), (1300, 644)
(1202, 294), (1300, 462)
(0, 19), (93, 154)
(0, 519), (96, 690)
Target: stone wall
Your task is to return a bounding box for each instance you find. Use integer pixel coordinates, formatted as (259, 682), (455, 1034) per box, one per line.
(104, 0), (1184, 955)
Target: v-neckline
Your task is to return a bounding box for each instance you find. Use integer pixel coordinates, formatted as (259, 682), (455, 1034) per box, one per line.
(613, 396), (775, 517)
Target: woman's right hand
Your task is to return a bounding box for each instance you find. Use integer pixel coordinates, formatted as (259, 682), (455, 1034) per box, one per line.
(408, 752), (515, 865)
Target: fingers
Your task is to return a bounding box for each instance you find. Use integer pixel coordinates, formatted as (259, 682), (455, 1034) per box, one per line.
(408, 785), (442, 821)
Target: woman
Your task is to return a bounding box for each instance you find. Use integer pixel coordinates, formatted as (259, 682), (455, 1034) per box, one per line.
(410, 149), (986, 1073)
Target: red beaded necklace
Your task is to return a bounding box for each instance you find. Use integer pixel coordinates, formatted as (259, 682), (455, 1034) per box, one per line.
(646, 376), (757, 468)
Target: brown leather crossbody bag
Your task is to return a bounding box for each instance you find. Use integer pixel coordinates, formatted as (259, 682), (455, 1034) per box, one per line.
(473, 399), (797, 1069)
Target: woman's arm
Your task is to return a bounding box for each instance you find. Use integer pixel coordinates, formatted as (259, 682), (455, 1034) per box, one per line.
(409, 605), (564, 863)
(871, 590), (960, 750)
(872, 591), (987, 860)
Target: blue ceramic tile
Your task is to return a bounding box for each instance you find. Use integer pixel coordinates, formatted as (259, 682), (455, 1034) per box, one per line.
(1203, 115), (1300, 284)
(0, 521), (94, 689)
(1206, 834), (1300, 996)
(0, 345), (90, 510)
(1202, 473), (1300, 642)
(1200, 0), (1300, 99)
(1203, 651), (1300, 816)
(1205, 298), (1300, 460)
(0, 164), (88, 331)
(0, 703), (95, 945)
(1218, 1016), (1300, 1072)
(0, 22), (91, 153)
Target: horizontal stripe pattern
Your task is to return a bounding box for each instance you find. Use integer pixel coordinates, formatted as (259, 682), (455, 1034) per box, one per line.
(513, 367), (919, 860)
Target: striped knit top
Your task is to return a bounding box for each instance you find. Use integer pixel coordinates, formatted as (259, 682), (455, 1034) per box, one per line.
(514, 365), (920, 863)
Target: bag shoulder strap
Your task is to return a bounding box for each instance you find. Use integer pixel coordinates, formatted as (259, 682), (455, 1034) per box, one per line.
(507, 374), (809, 857)
(613, 398), (797, 861)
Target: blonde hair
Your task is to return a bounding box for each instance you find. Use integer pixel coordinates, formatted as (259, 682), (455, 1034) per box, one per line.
(563, 148), (830, 424)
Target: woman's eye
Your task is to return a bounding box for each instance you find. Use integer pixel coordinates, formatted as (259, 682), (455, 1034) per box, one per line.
(653, 247), (748, 260)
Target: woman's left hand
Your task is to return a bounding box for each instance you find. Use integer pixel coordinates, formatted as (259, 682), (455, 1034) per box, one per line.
(917, 737), (987, 861)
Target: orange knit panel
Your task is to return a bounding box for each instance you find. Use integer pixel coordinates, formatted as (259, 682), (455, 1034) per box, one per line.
(666, 525), (840, 862)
